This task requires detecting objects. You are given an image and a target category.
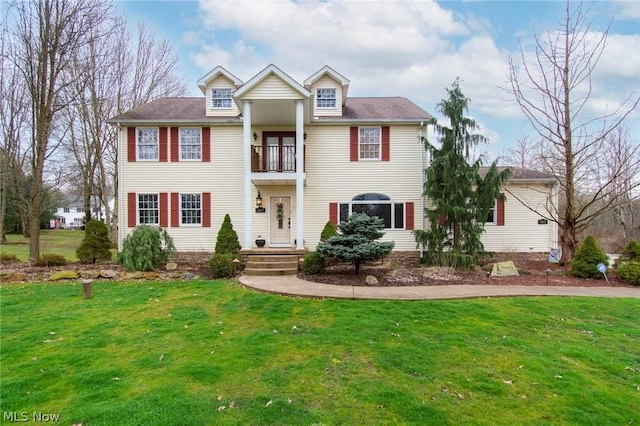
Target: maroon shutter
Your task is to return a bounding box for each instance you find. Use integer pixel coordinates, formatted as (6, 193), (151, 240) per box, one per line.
(350, 127), (359, 161)
(127, 127), (136, 162)
(202, 192), (211, 227)
(439, 215), (447, 226)
(202, 127), (210, 162)
(159, 127), (168, 162)
(497, 195), (505, 226)
(127, 193), (137, 227)
(381, 126), (390, 161)
(329, 202), (338, 226)
(171, 127), (179, 162)
(405, 202), (414, 230)
(160, 193), (168, 227)
(171, 192), (179, 227)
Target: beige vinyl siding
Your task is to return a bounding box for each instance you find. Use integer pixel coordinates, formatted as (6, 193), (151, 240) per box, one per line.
(482, 185), (555, 252)
(309, 75), (342, 117)
(302, 124), (425, 250)
(243, 74), (305, 100)
(205, 77), (240, 117)
(121, 126), (245, 251)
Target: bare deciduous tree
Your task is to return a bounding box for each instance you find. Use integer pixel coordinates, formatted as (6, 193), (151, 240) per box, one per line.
(505, 0), (640, 263)
(6, 0), (112, 261)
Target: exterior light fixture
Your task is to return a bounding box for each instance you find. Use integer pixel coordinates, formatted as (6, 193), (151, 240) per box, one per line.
(303, 132), (307, 140)
(253, 132), (258, 141)
(255, 191), (265, 213)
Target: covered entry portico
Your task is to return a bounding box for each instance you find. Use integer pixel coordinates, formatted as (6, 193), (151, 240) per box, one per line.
(235, 64), (310, 250)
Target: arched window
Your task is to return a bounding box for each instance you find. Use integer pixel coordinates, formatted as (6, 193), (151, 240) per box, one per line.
(339, 193), (404, 229)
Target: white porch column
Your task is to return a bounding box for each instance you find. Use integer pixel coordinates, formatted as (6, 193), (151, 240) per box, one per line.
(243, 101), (253, 249)
(295, 100), (304, 249)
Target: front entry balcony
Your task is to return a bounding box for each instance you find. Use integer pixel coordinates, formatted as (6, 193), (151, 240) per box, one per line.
(251, 144), (306, 185)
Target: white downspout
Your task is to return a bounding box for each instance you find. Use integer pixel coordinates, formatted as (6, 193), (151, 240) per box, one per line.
(117, 122), (124, 251)
(418, 121), (425, 259)
(242, 101), (253, 249)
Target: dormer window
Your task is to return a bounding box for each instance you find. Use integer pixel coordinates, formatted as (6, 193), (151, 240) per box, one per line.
(211, 89), (232, 108)
(316, 88), (336, 108)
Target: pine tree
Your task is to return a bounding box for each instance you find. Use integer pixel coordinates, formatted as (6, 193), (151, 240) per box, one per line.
(414, 79), (510, 267)
(215, 214), (241, 254)
(317, 213), (394, 275)
(76, 220), (112, 264)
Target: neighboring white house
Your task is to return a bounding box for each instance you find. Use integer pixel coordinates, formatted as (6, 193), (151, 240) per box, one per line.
(52, 206), (86, 229)
(109, 64), (558, 256)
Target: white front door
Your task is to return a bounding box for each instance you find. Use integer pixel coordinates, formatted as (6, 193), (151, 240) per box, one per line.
(270, 196), (291, 246)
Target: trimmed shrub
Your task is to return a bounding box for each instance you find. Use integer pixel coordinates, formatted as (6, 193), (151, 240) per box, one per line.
(620, 240), (640, 262)
(301, 251), (325, 275)
(617, 261), (640, 286)
(569, 235), (608, 279)
(34, 253), (66, 267)
(215, 214), (241, 254)
(117, 225), (176, 271)
(320, 221), (337, 242)
(208, 253), (241, 279)
(76, 220), (112, 264)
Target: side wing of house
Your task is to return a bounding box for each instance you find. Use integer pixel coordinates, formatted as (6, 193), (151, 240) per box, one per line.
(482, 181), (558, 252)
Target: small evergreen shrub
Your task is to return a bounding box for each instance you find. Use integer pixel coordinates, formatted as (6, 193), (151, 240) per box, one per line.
(301, 251), (325, 275)
(117, 225), (176, 271)
(620, 240), (640, 262)
(208, 253), (241, 279)
(34, 253), (66, 267)
(617, 261), (640, 286)
(320, 221), (337, 242)
(569, 235), (608, 279)
(215, 214), (241, 254)
(0, 253), (19, 263)
(76, 220), (112, 264)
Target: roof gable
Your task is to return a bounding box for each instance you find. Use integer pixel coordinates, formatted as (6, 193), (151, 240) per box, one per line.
(233, 64), (310, 99)
(197, 66), (243, 95)
(304, 65), (350, 104)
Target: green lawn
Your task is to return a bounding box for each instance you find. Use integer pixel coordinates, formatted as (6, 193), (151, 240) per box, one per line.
(1, 230), (87, 262)
(1, 280), (638, 425)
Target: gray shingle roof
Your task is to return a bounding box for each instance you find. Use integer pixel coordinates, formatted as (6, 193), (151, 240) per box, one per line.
(480, 166), (556, 182)
(109, 96), (433, 123)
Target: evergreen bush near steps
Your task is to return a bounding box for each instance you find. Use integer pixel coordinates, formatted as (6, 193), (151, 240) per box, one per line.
(208, 253), (241, 279)
(117, 225), (176, 271)
(76, 220), (112, 264)
(215, 214), (241, 254)
(569, 235), (608, 279)
(301, 252), (326, 275)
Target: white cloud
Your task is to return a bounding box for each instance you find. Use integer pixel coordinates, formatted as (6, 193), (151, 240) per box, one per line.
(612, 0), (640, 20)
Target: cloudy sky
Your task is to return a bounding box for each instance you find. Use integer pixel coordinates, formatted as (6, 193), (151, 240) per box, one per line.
(119, 0), (639, 162)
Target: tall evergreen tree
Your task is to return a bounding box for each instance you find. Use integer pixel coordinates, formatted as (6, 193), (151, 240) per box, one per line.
(414, 79), (510, 267)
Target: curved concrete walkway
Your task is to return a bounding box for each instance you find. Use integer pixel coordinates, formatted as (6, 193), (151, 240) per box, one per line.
(238, 274), (640, 300)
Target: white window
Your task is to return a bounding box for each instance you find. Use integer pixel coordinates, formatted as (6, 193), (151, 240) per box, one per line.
(339, 193), (405, 229)
(316, 88), (336, 108)
(63, 207), (70, 213)
(181, 194), (201, 225)
(137, 128), (159, 160)
(485, 200), (497, 225)
(138, 194), (159, 225)
(180, 128), (201, 160)
(211, 89), (232, 108)
(359, 127), (381, 160)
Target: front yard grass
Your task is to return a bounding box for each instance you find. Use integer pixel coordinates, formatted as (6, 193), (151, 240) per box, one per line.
(1, 230), (87, 262)
(1, 279), (638, 425)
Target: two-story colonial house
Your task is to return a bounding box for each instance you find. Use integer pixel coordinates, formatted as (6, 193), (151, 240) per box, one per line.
(110, 64), (558, 263)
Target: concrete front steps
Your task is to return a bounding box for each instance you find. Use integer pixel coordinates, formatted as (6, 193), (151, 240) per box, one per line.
(243, 253), (302, 276)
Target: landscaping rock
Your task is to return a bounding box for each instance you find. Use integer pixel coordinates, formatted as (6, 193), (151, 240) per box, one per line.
(80, 270), (101, 279)
(365, 275), (379, 285)
(49, 270), (79, 281)
(166, 262), (178, 271)
(100, 269), (119, 279)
